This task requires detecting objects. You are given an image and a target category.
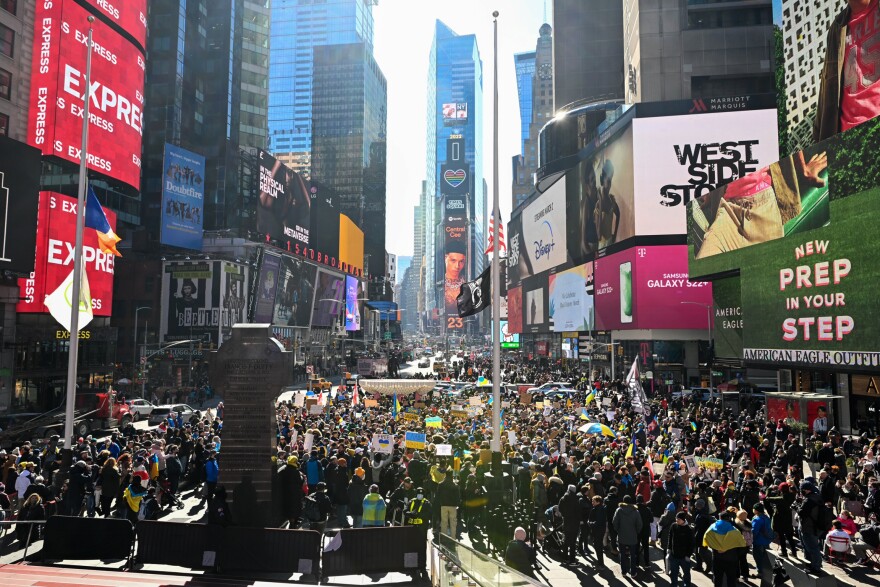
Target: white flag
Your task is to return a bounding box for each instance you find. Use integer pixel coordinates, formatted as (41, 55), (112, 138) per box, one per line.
(45, 259), (93, 332)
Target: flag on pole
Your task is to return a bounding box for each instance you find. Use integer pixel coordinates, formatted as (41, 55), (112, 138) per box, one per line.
(584, 390), (596, 405)
(625, 358), (648, 415)
(456, 266), (491, 317)
(393, 392), (400, 420)
(45, 257), (93, 332)
(85, 185), (122, 256)
(486, 212), (506, 256)
(625, 434), (636, 458)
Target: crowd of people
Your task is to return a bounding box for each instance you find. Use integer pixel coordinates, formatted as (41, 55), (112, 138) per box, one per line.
(2, 353), (880, 587)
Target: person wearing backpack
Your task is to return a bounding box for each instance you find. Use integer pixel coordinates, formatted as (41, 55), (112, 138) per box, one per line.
(751, 504), (774, 587)
(796, 482), (824, 574)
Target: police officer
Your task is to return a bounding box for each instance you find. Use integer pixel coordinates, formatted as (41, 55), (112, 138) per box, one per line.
(404, 487), (433, 578)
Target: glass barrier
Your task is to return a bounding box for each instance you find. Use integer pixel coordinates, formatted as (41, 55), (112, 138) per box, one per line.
(432, 533), (543, 587)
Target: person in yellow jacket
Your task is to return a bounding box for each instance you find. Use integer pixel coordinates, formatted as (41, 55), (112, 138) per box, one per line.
(703, 510), (747, 586)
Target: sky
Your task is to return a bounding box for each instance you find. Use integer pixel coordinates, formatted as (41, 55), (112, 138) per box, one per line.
(373, 0), (549, 257)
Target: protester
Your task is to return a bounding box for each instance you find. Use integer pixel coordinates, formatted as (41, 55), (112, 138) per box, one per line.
(504, 527), (537, 578)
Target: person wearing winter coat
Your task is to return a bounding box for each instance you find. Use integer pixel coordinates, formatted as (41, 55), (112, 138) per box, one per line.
(504, 527), (537, 578)
(280, 456), (305, 528)
(435, 471), (460, 538)
(347, 470), (369, 527)
(14, 464), (33, 500)
(658, 501), (678, 554)
(362, 483), (387, 527)
(765, 482), (797, 556)
(703, 511), (747, 586)
(667, 512), (695, 587)
(587, 495), (607, 568)
(558, 484), (582, 564)
(612, 495), (643, 577)
(304, 451), (324, 492)
(751, 504), (775, 587)
(636, 495), (653, 568)
(328, 458), (351, 528)
(97, 458), (121, 517)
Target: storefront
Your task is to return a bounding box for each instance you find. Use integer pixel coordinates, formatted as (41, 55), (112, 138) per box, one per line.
(849, 374), (880, 436)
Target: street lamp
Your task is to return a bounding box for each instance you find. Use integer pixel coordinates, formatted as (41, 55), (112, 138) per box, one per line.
(133, 306), (151, 394)
(681, 301), (714, 396)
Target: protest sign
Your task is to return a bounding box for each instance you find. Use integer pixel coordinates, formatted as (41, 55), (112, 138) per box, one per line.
(402, 410), (421, 422)
(303, 433), (314, 452)
(405, 432), (426, 449)
(670, 428), (682, 440)
(364, 399), (379, 408)
(450, 408), (468, 419)
(293, 393), (305, 407)
(436, 444), (452, 456)
(468, 396), (482, 406)
(309, 404), (324, 415)
(507, 431), (517, 446)
(372, 433), (393, 454)
(683, 455), (698, 472)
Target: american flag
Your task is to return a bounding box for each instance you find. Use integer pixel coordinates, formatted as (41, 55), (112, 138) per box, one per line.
(486, 213), (506, 256)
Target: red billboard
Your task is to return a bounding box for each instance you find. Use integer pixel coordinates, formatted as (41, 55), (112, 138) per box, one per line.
(18, 192), (117, 316)
(595, 245), (712, 330)
(28, 0), (145, 189)
(79, 0), (148, 50)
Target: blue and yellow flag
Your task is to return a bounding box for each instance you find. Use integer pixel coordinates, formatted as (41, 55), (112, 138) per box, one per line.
(703, 520), (747, 553)
(584, 390), (596, 405)
(625, 435), (636, 458)
(86, 186), (122, 256)
(690, 421), (698, 432)
(392, 392), (400, 420)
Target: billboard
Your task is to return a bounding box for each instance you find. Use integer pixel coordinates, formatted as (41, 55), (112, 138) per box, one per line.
(631, 108), (780, 236)
(17, 192), (117, 316)
(520, 178), (567, 276)
(160, 144), (205, 250)
(161, 261), (220, 341)
(345, 275), (361, 331)
(523, 277), (548, 333)
(687, 116), (880, 369)
(221, 262), (248, 330)
(440, 163), (470, 196)
(310, 189), (340, 263)
(311, 269), (345, 328)
(273, 255), (317, 327)
(565, 125), (636, 265)
(252, 252), (281, 323)
(712, 276), (744, 360)
(257, 149), (312, 247)
(27, 0), (145, 189)
(339, 214), (365, 274)
(549, 262), (594, 333)
(498, 320), (520, 349)
(80, 0), (148, 50)
(595, 245), (712, 330)
(442, 103), (468, 125)
(507, 286), (522, 334)
(0, 136), (42, 275)
(443, 195), (469, 330)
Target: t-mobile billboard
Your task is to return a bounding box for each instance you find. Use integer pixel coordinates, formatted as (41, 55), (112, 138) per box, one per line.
(28, 0), (145, 189)
(594, 245), (711, 330)
(17, 192), (117, 316)
(80, 0), (148, 50)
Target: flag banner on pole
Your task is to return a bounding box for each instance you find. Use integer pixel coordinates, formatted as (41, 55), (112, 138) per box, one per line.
(486, 212), (507, 256)
(456, 266), (491, 317)
(85, 185), (122, 256)
(45, 256), (93, 332)
(626, 358), (648, 415)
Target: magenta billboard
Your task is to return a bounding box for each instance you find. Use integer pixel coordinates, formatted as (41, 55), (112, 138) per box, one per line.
(595, 245), (712, 330)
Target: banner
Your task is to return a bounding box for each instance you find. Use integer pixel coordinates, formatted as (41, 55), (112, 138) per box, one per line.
(549, 262), (594, 332)
(160, 144), (205, 250)
(405, 432), (426, 450)
(253, 253), (281, 323)
(344, 275), (361, 331)
(161, 260), (220, 341)
(518, 178), (567, 277)
(257, 150), (311, 247)
(507, 286), (523, 334)
(221, 262), (248, 329)
(443, 195), (469, 329)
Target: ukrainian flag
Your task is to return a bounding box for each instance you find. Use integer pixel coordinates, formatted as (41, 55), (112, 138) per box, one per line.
(690, 421), (698, 432)
(393, 393), (401, 420)
(703, 520), (747, 553)
(625, 435), (636, 458)
(585, 390), (596, 405)
(85, 186), (122, 256)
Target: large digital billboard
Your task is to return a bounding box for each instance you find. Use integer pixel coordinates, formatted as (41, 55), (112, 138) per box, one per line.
(273, 255), (317, 328)
(160, 144), (205, 250)
(594, 245), (712, 330)
(257, 150), (312, 247)
(549, 262), (594, 333)
(688, 116), (880, 369)
(0, 136), (42, 275)
(523, 277), (548, 333)
(17, 192), (117, 316)
(442, 103), (468, 125)
(507, 286), (522, 334)
(252, 252), (281, 323)
(80, 0), (148, 50)
(497, 320), (520, 349)
(28, 0), (145, 189)
(311, 269), (344, 328)
(632, 108), (779, 236)
(345, 275), (361, 331)
(339, 214), (365, 275)
(443, 195), (469, 330)
(161, 261), (220, 342)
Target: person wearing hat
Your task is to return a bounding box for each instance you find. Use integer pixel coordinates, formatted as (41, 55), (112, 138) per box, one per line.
(797, 481), (824, 574)
(280, 455), (304, 528)
(310, 482), (332, 534)
(765, 482), (796, 557)
(347, 467), (369, 527)
(328, 457), (351, 528)
(667, 511), (695, 587)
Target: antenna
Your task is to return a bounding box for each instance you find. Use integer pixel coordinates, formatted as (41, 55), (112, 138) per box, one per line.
(543, 0), (548, 22)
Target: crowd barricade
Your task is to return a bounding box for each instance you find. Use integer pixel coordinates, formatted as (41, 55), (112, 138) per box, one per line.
(136, 520), (219, 569)
(41, 516), (135, 562)
(218, 526), (322, 577)
(321, 526), (425, 579)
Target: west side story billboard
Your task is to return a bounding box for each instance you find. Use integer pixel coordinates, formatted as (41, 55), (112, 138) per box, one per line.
(160, 144), (205, 250)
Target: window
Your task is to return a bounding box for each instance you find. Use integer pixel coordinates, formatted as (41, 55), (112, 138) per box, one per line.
(0, 68), (9, 100)
(0, 113), (8, 136)
(0, 24), (12, 58)
(0, 0), (15, 15)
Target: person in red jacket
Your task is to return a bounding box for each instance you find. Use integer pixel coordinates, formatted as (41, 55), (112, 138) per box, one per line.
(636, 470), (652, 504)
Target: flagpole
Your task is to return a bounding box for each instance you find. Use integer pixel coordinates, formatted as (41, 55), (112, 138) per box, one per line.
(490, 11), (502, 455)
(63, 16), (95, 449)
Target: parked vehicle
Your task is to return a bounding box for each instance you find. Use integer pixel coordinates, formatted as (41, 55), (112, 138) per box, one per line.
(307, 378), (332, 391)
(127, 398), (157, 421)
(526, 381), (574, 394)
(148, 404), (199, 427)
(28, 389), (134, 440)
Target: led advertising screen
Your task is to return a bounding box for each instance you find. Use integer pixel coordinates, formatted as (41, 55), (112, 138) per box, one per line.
(443, 195), (469, 330)
(0, 136), (42, 275)
(17, 192), (117, 316)
(339, 214), (365, 274)
(549, 262), (594, 333)
(440, 163), (470, 196)
(507, 286), (522, 334)
(565, 124), (636, 266)
(221, 261), (248, 330)
(523, 278), (548, 333)
(160, 144), (205, 250)
(442, 103), (468, 125)
(311, 269), (344, 328)
(160, 261), (222, 342)
(80, 0), (148, 50)
(345, 275), (361, 331)
(498, 320), (520, 349)
(273, 255), (317, 327)
(28, 0), (145, 189)
(252, 253), (281, 323)
(257, 150), (312, 247)
(594, 245), (712, 330)
(519, 178), (567, 277)
(631, 107), (780, 236)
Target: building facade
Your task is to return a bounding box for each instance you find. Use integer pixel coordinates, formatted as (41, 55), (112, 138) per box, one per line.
(268, 0), (375, 177)
(0, 0), (33, 141)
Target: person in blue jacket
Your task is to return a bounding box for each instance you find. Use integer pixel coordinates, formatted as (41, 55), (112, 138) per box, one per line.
(305, 450), (324, 493)
(203, 451), (219, 501)
(751, 504), (774, 587)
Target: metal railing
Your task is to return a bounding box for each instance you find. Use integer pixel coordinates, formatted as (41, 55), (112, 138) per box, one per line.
(0, 518), (44, 562)
(432, 533), (543, 587)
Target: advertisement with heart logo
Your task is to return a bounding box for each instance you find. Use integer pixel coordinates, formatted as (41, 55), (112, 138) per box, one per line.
(444, 169), (466, 188)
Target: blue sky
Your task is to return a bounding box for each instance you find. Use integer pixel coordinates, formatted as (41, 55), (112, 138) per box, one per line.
(374, 0), (548, 256)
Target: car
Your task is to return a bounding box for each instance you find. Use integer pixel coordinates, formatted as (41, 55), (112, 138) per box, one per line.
(307, 378), (332, 391)
(127, 399), (156, 421)
(417, 359), (430, 368)
(148, 404), (199, 427)
(526, 381), (574, 394)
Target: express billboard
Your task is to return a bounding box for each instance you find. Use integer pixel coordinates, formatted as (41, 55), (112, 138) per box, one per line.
(28, 0), (145, 189)
(345, 275), (361, 331)
(631, 108), (779, 236)
(257, 150), (312, 247)
(549, 262), (594, 333)
(80, 0), (148, 50)
(594, 245), (712, 330)
(160, 144), (205, 250)
(17, 192), (117, 316)
(687, 116), (880, 369)
(0, 136), (42, 275)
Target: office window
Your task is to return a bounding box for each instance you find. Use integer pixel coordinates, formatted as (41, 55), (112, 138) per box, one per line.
(0, 24), (12, 58)
(0, 68), (9, 100)
(0, 113), (8, 136)
(0, 0), (15, 16)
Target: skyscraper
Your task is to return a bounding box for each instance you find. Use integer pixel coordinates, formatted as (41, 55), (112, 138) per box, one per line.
(268, 0), (376, 177)
(514, 51), (536, 153)
(425, 21), (484, 331)
(311, 41), (387, 289)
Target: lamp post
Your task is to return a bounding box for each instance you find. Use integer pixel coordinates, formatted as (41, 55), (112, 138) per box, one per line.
(133, 306), (151, 389)
(681, 301), (714, 396)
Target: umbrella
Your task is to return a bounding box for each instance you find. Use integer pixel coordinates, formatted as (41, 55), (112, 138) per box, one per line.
(476, 377), (491, 387)
(116, 378), (132, 385)
(578, 422), (616, 437)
